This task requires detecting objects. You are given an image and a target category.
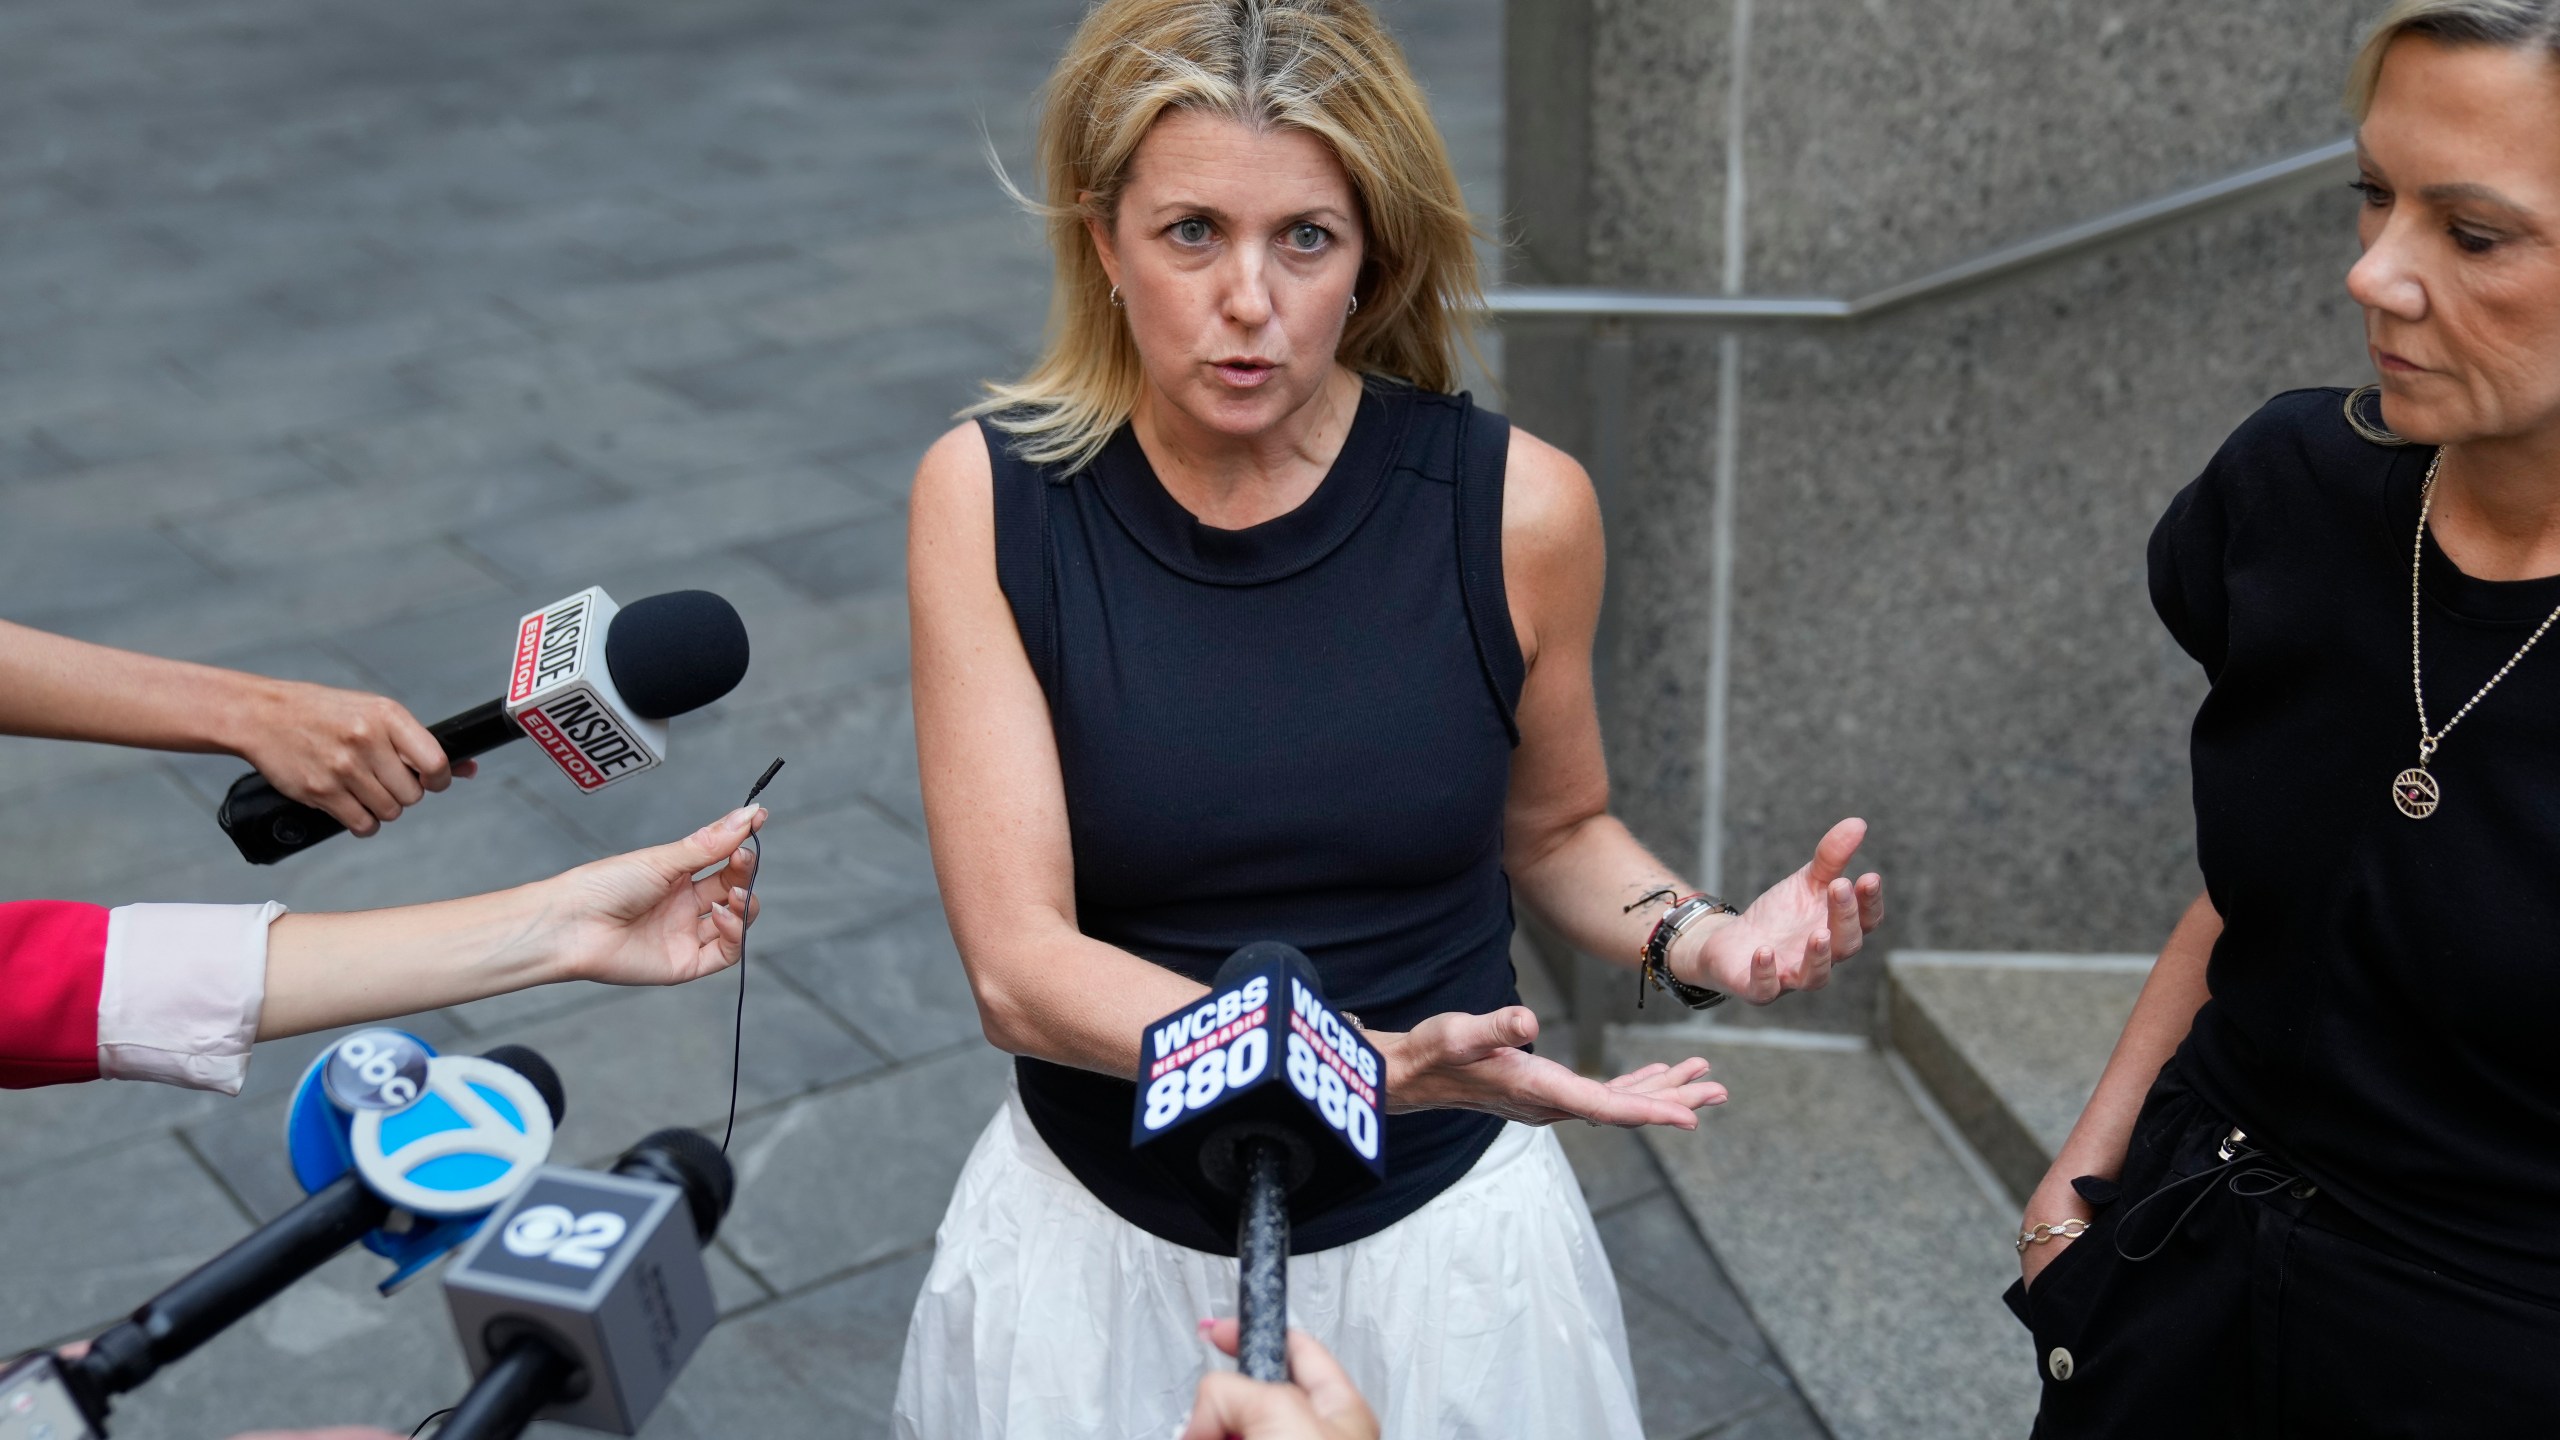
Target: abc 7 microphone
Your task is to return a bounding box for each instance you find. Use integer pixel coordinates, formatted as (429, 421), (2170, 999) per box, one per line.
(427, 1128), (734, 1440)
(217, 588), (750, 864)
(1131, 942), (1386, 1382)
(0, 1032), (566, 1439)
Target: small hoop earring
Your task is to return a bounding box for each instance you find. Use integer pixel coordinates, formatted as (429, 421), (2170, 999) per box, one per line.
(2344, 384), (2409, 446)
(1108, 284), (1123, 309)
(1347, 295), (1359, 317)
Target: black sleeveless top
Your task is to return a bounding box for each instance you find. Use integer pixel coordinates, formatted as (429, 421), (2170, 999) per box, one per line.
(986, 376), (1527, 1254)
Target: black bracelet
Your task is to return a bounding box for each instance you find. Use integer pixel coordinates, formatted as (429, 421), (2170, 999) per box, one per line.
(1639, 894), (1734, 1010)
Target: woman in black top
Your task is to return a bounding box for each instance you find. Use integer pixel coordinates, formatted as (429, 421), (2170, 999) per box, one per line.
(2016, 9), (2560, 1435)
(897, 1), (1883, 1434)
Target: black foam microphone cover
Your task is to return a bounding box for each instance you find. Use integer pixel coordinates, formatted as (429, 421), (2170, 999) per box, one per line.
(1215, 940), (1313, 992)
(478, 1045), (567, 1125)
(612, 1128), (736, 1245)
(604, 590), (750, 719)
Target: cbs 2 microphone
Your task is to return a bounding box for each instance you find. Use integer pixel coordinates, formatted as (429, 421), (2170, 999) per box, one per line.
(217, 587), (750, 864)
(1131, 942), (1385, 1382)
(431, 1129), (734, 1440)
(0, 1032), (564, 1438)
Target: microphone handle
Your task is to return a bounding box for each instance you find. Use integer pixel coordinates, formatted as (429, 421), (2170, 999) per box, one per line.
(435, 1335), (578, 1440)
(73, 1173), (389, 1402)
(216, 698), (523, 865)
(1236, 1136), (1291, 1383)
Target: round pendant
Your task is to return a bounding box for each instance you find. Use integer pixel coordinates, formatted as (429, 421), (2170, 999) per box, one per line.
(2392, 767), (2441, 820)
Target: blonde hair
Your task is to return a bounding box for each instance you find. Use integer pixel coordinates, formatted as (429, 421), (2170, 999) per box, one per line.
(968, 0), (1484, 472)
(2348, 0), (2560, 114)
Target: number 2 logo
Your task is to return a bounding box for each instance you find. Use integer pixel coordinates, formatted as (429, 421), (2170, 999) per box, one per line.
(502, 1204), (629, 1269)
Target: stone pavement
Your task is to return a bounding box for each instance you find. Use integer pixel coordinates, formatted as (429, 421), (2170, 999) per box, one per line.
(0, 0), (1818, 1434)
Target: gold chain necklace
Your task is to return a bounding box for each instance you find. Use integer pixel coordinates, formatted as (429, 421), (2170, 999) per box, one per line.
(2395, 449), (2560, 819)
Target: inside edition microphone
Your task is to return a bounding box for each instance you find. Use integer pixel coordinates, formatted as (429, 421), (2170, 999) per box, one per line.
(1130, 942), (1386, 1381)
(0, 1032), (564, 1439)
(217, 588), (750, 864)
(428, 1128), (734, 1440)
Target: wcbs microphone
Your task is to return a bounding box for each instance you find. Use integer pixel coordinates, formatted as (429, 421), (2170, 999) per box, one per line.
(217, 588), (750, 864)
(431, 1129), (734, 1440)
(0, 1031), (564, 1438)
(1131, 942), (1386, 1382)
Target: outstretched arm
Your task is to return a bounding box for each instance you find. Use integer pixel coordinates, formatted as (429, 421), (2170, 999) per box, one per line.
(2018, 889), (2218, 1288)
(909, 424), (1215, 1081)
(0, 619), (469, 836)
(258, 805), (765, 1039)
(1496, 430), (1884, 1005)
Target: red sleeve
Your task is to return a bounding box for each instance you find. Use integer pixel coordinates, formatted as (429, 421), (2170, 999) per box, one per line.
(0, 900), (106, 1088)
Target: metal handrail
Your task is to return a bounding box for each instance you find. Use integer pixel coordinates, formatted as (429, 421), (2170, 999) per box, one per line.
(1483, 136), (2355, 323)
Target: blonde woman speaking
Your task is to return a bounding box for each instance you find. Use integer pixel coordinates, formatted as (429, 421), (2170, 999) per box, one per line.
(902, 1), (1884, 1433)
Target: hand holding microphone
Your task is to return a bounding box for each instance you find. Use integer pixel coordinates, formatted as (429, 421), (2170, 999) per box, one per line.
(226, 678), (476, 839)
(0, 619), (462, 836)
(1180, 1321), (1378, 1440)
(219, 589), (750, 864)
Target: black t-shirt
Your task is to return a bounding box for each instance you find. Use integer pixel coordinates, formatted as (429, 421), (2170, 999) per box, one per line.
(2155, 387), (2560, 1300)
(986, 380), (1524, 1255)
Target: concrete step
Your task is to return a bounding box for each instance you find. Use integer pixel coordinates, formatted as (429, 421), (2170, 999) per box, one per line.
(1885, 953), (2150, 1205)
(1613, 1023), (2037, 1440)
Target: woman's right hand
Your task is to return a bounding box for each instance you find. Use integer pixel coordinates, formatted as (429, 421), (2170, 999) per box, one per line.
(1368, 1006), (1727, 1128)
(2017, 1175), (2095, 1291)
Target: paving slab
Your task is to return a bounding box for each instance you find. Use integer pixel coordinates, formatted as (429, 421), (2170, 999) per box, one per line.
(454, 461), (893, 588)
(0, 1136), (252, 1355)
(55, 537), (508, 663)
(0, 445), (331, 535)
(450, 964), (892, 1167)
(743, 509), (909, 603)
(765, 904), (984, 1064)
(0, 525), (218, 619)
(174, 450), (622, 572)
(717, 1045), (1011, 1294)
(709, 794), (940, 954)
(548, 677), (923, 851)
(4, 764), (228, 901)
(614, 1253), (931, 1440)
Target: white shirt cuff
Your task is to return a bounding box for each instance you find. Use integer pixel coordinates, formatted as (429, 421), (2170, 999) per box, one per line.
(97, 902), (285, 1095)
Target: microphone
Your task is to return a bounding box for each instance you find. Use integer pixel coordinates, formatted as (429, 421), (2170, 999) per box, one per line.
(1130, 942), (1386, 1381)
(434, 1128), (735, 1439)
(1, 1033), (564, 1437)
(217, 588), (750, 864)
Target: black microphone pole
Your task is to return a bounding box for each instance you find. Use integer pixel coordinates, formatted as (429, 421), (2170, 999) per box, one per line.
(432, 1336), (578, 1440)
(66, 1173), (390, 1417)
(1235, 1136), (1291, 1381)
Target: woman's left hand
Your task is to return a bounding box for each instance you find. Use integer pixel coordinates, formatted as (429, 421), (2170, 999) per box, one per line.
(1372, 1007), (1728, 1128)
(1680, 818), (1884, 1003)
(547, 805), (766, 986)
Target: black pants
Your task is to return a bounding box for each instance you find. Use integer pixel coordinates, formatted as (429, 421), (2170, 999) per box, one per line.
(2005, 1061), (2560, 1438)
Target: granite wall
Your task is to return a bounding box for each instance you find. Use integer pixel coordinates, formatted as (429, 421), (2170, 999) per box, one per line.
(1504, 0), (2376, 1032)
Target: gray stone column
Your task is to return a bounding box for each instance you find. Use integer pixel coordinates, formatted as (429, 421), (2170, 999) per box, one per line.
(1506, 0), (2375, 1032)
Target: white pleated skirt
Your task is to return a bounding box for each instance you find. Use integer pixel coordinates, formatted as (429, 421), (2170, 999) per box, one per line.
(892, 1079), (1643, 1439)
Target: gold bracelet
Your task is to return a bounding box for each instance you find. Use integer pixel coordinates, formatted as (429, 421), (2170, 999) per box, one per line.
(2014, 1218), (2089, 1254)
